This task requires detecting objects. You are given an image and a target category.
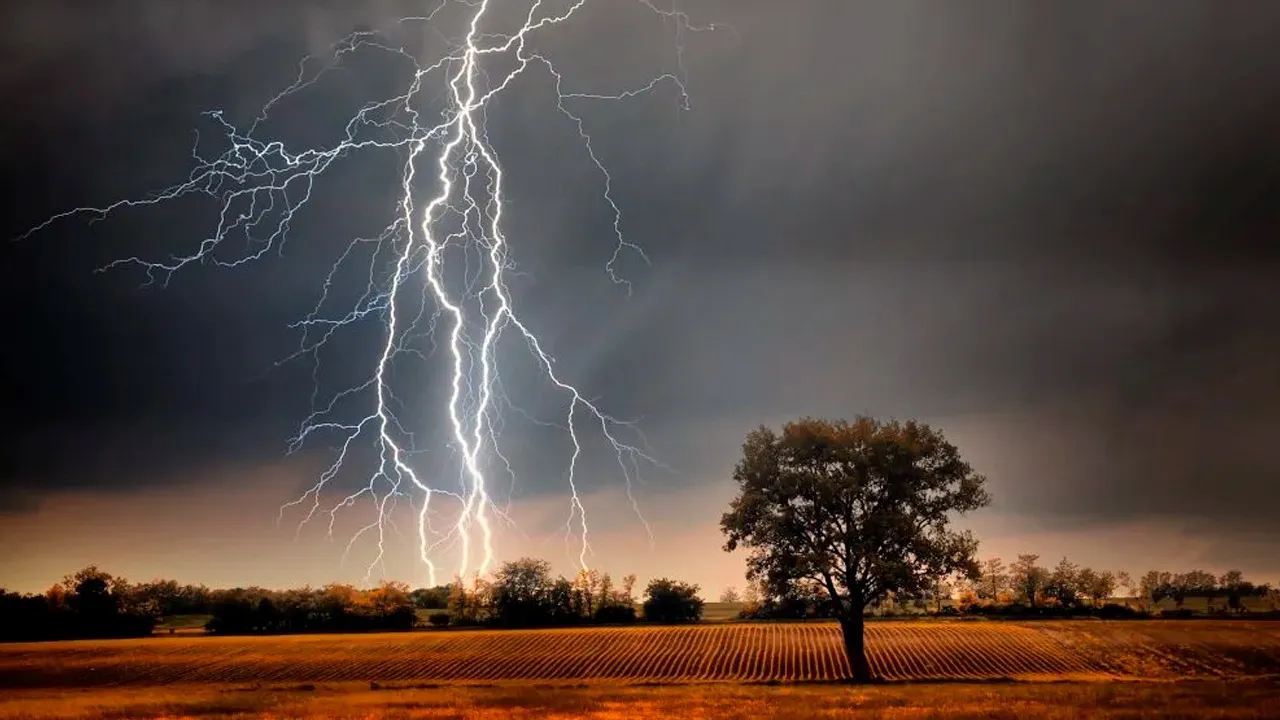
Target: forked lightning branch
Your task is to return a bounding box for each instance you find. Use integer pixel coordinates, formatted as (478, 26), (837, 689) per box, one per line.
(21, 1), (720, 587)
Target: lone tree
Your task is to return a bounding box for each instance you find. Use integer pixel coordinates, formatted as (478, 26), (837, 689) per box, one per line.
(720, 417), (990, 682)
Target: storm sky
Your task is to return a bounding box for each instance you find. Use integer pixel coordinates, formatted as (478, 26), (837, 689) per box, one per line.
(2, 1), (1278, 594)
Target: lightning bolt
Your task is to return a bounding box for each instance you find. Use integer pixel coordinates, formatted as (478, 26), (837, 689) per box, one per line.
(19, 1), (720, 587)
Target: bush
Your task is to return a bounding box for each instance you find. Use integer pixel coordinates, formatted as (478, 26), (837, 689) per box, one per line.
(642, 578), (703, 623)
(1097, 603), (1146, 619)
(380, 606), (417, 630)
(410, 586), (451, 610)
(594, 604), (637, 624)
(427, 612), (451, 627)
(740, 598), (807, 620)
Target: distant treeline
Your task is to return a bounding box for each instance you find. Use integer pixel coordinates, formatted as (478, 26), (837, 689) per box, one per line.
(0, 567), (157, 642)
(452, 559), (702, 628)
(729, 556), (1279, 621)
(0, 559), (706, 641)
(199, 558), (704, 633)
(5, 557), (1276, 642)
(950, 557), (1275, 616)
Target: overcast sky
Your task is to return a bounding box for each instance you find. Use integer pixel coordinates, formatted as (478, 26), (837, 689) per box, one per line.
(2, 0), (1278, 593)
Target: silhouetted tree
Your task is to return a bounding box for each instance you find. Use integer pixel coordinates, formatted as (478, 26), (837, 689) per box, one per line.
(1139, 570), (1173, 608)
(1114, 571), (1134, 599)
(63, 566), (121, 618)
(1010, 555), (1048, 608)
(409, 585), (451, 610)
(1044, 557), (1082, 608)
(719, 587), (740, 604)
(721, 417), (989, 682)
(642, 578), (703, 623)
(367, 581), (416, 629)
(590, 571), (638, 623)
(593, 603), (638, 624)
(491, 558), (559, 627)
(204, 581), (422, 635)
(1170, 570), (1217, 609)
(1216, 571), (1269, 614)
(1076, 568), (1117, 607)
(0, 567), (156, 641)
(570, 569), (604, 619)
(974, 558), (1009, 601)
(0, 590), (67, 641)
(126, 579), (210, 616)
(447, 576), (492, 626)
(920, 574), (955, 613)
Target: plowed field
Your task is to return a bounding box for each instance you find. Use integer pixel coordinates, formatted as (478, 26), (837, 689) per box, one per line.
(2, 621), (1278, 688)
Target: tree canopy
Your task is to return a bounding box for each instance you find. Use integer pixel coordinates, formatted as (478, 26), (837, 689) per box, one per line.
(721, 416), (989, 681)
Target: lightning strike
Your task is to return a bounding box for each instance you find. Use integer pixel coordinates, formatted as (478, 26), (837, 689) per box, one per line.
(20, 1), (720, 587)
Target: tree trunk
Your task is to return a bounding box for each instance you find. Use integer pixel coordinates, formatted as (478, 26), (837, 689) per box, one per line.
(839, 616), (873, 683)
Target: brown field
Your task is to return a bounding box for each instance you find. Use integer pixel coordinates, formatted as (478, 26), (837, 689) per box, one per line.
(2, 622), (1279, 718)
(3, 679), (1280, 719)
(2, 620), (1278, 688)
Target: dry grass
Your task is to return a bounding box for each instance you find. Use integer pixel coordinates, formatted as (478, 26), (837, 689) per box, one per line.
(1, 679), (1278, 719)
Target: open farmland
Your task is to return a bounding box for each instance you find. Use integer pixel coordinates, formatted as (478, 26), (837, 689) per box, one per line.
(4, 680), (1280, 720)
(2, 620), (1279, 688)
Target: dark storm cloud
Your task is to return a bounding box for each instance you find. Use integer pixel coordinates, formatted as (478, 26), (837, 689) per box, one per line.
(1, 1), (417, 109)
(0, 486), (41, 516)
(2, 1), (1279, 559)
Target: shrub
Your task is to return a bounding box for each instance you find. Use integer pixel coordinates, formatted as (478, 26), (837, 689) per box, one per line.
(741, 598), (807, 620)
(594, 604), (637, 624)
(642, 578), (703, 623)
(1097, 603), (1146, 619)
(427, 612), (451, 627)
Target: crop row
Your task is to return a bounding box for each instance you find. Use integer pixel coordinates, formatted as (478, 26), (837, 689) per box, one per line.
(2, 621), (1277, 688)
